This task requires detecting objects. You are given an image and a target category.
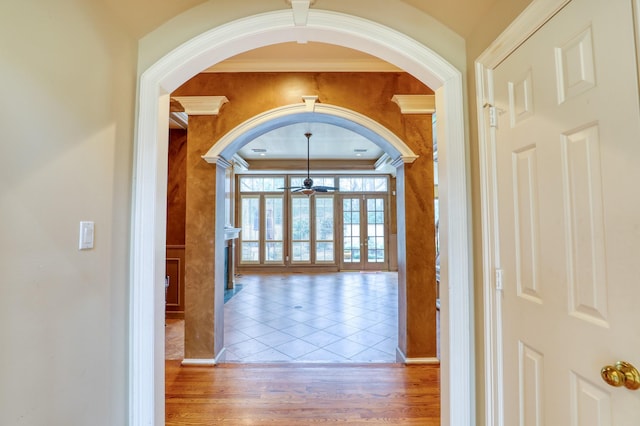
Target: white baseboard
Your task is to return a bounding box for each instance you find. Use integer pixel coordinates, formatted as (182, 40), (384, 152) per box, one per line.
(396, 347), (440, 365)
(181, 348), (227, 366)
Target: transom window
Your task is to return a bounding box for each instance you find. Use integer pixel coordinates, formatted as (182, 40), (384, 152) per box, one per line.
(239, 176), (284, 192)
(290, 176), (336, 188)
(338, 176), (388, 192)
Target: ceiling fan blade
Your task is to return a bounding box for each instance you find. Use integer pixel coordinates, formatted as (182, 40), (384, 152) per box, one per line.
(278, 186), (303, 190)
(291, 188), (304, 193)
(312, 186), (338, 191)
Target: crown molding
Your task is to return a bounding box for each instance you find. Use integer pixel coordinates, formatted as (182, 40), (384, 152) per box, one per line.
(232, 154), (250, 171)
(391, 94), (436, 114)
(168, 112), (188, 129)
(171, 96), (228, 115)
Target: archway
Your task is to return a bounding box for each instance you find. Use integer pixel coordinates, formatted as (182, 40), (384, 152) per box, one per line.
(203, 102), (419, 163)
(131, 9), (472, 426)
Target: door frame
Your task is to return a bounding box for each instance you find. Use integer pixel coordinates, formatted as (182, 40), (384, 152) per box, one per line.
(475, 0), (573, 424)
(131, 8), (472, 426)
(338, 193), (390, 271)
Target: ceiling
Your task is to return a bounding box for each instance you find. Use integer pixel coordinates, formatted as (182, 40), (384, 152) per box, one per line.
(236, 122), (385, 161)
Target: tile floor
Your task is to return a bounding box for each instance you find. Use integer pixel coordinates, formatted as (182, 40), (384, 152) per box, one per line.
(222, 272), (399, 363)
(165, 271), (402, 363)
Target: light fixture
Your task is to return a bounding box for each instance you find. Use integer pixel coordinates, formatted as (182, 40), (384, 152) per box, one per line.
(279, 132), (338, 196)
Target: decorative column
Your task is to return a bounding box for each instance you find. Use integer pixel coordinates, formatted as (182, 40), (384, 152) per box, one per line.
(174, 96), (229, 364)
(392, 95), (438, 363)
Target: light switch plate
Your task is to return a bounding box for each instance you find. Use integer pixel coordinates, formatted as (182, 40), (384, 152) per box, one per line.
(79, 221), (94, 250)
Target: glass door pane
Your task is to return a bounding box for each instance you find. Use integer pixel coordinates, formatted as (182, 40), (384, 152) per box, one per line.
(342, 197), (361, 264)
(240, 196), (260, 263)
(291, 196), (310, 262)
(365, 197), (385, 264)
(340, 195), (387, 270)
(315, 196), (334, 262)
(264, 196), (283, 263)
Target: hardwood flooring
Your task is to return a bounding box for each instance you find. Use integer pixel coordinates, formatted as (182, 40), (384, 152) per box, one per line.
(165, 361), (440, 425)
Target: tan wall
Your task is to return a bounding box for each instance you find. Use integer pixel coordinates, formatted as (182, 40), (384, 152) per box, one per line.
(0, 0), (137, 424)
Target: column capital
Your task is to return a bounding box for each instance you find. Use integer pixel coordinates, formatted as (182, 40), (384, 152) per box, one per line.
(391, 94), (435, 114)
(172, 96), (229, 115)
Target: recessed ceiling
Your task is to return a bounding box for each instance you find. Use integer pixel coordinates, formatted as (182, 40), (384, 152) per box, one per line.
(238, 122), (384, 161)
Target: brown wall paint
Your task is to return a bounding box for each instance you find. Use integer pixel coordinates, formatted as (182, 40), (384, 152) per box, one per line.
(167, 129), (187, 246)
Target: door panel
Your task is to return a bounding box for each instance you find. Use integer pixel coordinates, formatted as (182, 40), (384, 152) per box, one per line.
(493, 0), (640, 424)
(341, 196), (388, 270)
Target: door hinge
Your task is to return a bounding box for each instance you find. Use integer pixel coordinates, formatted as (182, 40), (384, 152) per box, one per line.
(495, 268), (504, 291)
(489, 106), (498, 128)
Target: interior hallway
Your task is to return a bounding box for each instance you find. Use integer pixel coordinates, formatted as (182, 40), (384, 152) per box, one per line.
(166, 272), (402, 362)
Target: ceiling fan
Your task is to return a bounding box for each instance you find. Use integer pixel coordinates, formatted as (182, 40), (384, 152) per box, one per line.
(280, 132), (338, 195)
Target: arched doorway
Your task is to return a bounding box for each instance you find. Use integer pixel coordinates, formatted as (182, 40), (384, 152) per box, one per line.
(131, 8), (472, 425)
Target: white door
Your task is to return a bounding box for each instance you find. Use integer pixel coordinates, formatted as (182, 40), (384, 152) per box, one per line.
(493, 0), (640, 424)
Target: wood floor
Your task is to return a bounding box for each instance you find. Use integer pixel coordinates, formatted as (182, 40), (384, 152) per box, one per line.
(165, 361), (440, 425)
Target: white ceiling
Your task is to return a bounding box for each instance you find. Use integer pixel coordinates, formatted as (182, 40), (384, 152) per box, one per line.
(237, 122), (384, 161)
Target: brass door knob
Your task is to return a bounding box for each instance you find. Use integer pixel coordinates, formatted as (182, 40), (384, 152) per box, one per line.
(601, 361), (640, 390)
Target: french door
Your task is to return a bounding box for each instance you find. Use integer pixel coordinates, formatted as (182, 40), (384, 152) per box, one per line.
(340, 195), (388, 270)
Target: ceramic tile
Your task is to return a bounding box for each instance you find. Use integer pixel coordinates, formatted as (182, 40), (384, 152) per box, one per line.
(323, 338), (371, 359)
(254, 330), (298, 347)
(274, 339), (319, 359)
(167, 272), (405, 363)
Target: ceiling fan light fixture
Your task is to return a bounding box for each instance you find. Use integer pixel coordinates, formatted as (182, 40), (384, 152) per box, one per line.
(301, 188), (316, 196)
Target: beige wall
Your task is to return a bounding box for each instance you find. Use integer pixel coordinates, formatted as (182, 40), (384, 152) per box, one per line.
(0, 0), (137, 424)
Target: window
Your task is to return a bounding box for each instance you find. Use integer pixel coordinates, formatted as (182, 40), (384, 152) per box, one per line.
(264, 196), (283, 262)
(240, 196), (260, 263)
(338, 176), (387, 192)
(237, 174), (389, 269)
(290, 176), (336, 188)
(239, 177), (285, 265)
(342, 198), (361, 263)
(315, 196), (334, 262)
(239, 176), (284, 192)
(291, 196), (310, 262)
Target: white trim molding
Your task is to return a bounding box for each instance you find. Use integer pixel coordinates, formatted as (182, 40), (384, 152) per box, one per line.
(171, 96), (229, 115)
(287, 0), (315, 26)
(391, 94), (436, 114)
(201, 102), (419, 166)
(132, 9), (472, 426)
(475, 1), (572, 425)
(396, 347), (440, 365)
(181, 348), (226, 366)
